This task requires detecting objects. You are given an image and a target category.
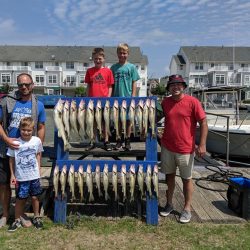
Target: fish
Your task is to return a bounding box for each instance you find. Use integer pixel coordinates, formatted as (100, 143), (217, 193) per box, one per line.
(77, 165), (84, 202)
(95, 165), (102, 198)
(136, 99), (144, 137)
(152, 164), (159, 198)
(77, 99), (86, 140)
(86, 164), (94, 202)
(68, 164), (75, 201)
(62, 100), (70, 140)
(112, 99), (120, 140)
(137, 164), (144, 199)
(53, 165), (59, 199)
(103, 164), (110, 201)
(86, 99), (95, 143)
(54, 99), (70, 151)
(70, 100), (79, 136)
(95, 100), (103, 140)
(145, 165), (152, 198)
(143, 99), (150, 138)
(128, 99), (136, 136)
(59, 165), (67, 200)
(120, 100), (127, 139)
(129, 164), (136, 202)
(149, 99), (156, 138)
(120, 164), (127, 202)
(112, 164), (118, 201)
(103, 100), (111, 137)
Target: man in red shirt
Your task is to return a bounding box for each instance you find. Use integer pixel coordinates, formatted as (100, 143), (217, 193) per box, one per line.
(159, 75), (208, 223)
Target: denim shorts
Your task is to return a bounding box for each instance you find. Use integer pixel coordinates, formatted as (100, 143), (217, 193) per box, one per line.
(16, 178), (43, 199)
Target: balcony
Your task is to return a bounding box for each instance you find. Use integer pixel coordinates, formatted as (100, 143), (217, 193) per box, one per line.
(237, 67), (250, 73)
(76, 66), (88, 72)
(0, 66), (31, 71)
(45, 66), (62, 71)
(208, 66), (229, 72)
(61, 82), (77, 88)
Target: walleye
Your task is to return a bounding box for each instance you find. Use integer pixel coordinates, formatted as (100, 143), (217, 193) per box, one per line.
(129, 164), (136, 202)
(137, 164), (144, 199)
(120, 164), (127, 202)
(77, 99), (86, 140)
(120, 100), (127, 139)
(112, 164), (118, 201)
(53, 165), (59, 199)
(152, 164), (159, 198)
(143, 99), (150, 138)
(70, 100), (79, 136)
(60, 165), (67, 200)
(149, 99), (156, 138)
(112, 100), (120, 140)
(86, 99), (95, 143)
(62, 100), (70, 140)
(86, 164), (94, 202)
(145, 165), (152, 198)
(54, 99), (70, 151)
(95, 100), (103, 140)
(103, 164), (110, 201)
(103, 100), (111, 137)
(136, 99), (144, 137)
(77, 165), (84, 202)
(95, 165), (102, 198)
(128, 99), (136, 136)
(68, 164), (75, 202)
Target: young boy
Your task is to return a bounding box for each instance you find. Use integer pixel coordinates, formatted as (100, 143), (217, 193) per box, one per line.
(111, 43), (140, 150)
(7, 117), (44, 231)
(85, 47), (114, 151)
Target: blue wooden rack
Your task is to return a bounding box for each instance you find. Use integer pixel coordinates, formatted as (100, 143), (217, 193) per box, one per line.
(53, 96), (158, 225)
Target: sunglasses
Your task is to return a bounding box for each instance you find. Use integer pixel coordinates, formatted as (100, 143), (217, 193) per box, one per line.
(17, 83), (33, 88)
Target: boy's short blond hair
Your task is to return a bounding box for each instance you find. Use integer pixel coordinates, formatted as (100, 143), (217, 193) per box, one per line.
(117, 43), (129, 53)
(92, 47), (105, 58)
(19, 117), (35, 129)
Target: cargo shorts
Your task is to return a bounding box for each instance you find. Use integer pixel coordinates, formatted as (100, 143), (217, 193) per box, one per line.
(160, 146), (194, 179)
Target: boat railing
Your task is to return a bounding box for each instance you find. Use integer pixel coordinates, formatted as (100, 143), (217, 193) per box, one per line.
(238, 113), (250, 129)
(205, 112), (230, 166)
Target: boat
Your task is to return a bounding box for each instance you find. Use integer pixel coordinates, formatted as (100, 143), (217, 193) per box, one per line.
(193, 86), (250, 159)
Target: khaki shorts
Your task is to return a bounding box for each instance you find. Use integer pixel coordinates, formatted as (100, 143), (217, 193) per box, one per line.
(160, 146), (194, 179)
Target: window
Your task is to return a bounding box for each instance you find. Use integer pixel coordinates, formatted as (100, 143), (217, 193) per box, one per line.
(210, 63), (214, 67)
(1, 73), (11, 84)
(244, 75), (250, 86)
(35, 62), (43, 69)
(6, 62), (10, 66)
(47, 89), (54, 95)
(141, 65), (145, 71)
(53, 62), (59, 66)
(21, 62), (28, 66)
(66, 62), (74, 69)
(83, 63), (89, 67)
(246, 91), (250, 100)
(179, 65), (183, 70)
(215, 74), (225, 85)
(228, 63), (234, 70)
(35, 75), (45, 85)
(241, 64), (246, 68)
(48, 75), (57, 84)
(66, 75), (76, 85)
(195, 76), (203, 84)
(195, 62), (203, 70)
(79, 75), (84, 84)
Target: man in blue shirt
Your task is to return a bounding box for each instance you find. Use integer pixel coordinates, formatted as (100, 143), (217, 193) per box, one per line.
(0, 73), (46, 228)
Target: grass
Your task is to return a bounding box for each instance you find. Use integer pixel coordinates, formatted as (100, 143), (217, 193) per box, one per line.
(0, 216), (249, 250)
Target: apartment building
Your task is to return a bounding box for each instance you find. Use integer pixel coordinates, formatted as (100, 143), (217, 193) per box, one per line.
(0, 45), (148, 97)
(169, 46), (250, 100)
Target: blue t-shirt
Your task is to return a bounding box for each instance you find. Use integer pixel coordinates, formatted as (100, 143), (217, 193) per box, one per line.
(0, 100), (46, 138)
(111, 62), (140, 97)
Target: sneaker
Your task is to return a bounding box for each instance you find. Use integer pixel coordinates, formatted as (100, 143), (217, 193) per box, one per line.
(85, 143), (96, 151)
(20, 215), (32, 228)
(0, 217), (7, 228)
(124, 138), (131, 151)
(32, 217), (43, 229)
(104, 141), (112, 151)
(160, 204), (174, 217)
(114, 139), (123, 150)
(179, 210), (192, 223)
(8, 219), (22, 232)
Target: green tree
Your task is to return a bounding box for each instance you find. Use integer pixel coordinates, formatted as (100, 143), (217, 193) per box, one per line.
(151, 83), (166, 96)
(0, 83), (12, 94)
(75, 86), (87, 97)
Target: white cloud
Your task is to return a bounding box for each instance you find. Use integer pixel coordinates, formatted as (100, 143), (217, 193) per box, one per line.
(0, 18), (15, 32)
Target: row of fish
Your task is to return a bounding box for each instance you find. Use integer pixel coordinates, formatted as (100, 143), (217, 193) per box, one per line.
(54, 98), (156, 151)
(53, 164), (159, 203)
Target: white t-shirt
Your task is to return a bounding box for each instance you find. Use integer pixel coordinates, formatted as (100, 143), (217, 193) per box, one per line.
(7, 136), (44, 181)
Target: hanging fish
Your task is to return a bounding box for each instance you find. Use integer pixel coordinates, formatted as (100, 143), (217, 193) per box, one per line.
(95, 165), (102, 198)
(53, 165), (59, 199)
(86, 164), (94, 202)
(112, 100), (120, 140)
(77, 165), (84, 202)
(77, 99), (86, 140)
(120, 164), (127, 202)
(68, 164), (75, 202)
(142, 99), (150, 138)
(112, 164), (118, 201)
(60, 165), (67, 200)
(136, 99), (144, 137)
(70, 100), (79, 136)
(103, 164), (110, 201)
(86, 99), (95, 143)
(62, 100), (70, 140)
(128, 99), (136, 136)
(95, 100), (103, 140)
(129, 164), (136, 202)
(137, 164), (144, 199)
(145, 165), (152, 198)
(149, 99), (156, 138)
(103, 100), (111, 137)
(152, 164), (159, 198)
(120, 100), (127, 139)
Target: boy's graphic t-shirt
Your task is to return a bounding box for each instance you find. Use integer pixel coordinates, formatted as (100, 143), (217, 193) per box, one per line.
(7, 136), (44, 181)
(111, 62), (140, 97)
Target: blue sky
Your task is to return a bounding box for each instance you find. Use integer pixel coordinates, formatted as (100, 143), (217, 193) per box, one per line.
(0, 0), (250, 78)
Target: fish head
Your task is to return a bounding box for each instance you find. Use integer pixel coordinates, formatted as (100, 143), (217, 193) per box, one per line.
(121, 164), (126, 174)
(54, 165), (59, 175)
(138, 99), (144, 109)
(79, 99), (85, 109)
(95, 165), (100, 173)
(121, 100), (127, 109)
(150, 99), (155, 109)
(147, 165), (152, 174)
(71, 100), (77, 111)
(86, 164), (92, 174)
(104, 164), (109, 173)
(69, 164), (75, 174)
(96, 100), (102, 109)
(88, 99), (94, 110)
(130, 164), (135, 174)
(78, 165), (84, 174)
(113, 100), (119, 109)
(62, 165), (67, 174)
(145, 99), (150, 108)
(153, 164), (158, 174)
(55, 99), (64, 113)
(138, 164), (144, 173)
(105, 100), (110, 108)
(112, 164), (117, 173)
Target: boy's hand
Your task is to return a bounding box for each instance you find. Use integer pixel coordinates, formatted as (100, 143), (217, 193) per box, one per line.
(10, 175), (17, 187)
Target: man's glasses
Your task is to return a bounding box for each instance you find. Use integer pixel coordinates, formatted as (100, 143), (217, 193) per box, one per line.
(17, 83), (33, 88)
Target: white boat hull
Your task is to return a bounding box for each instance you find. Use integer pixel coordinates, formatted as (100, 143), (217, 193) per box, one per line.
(196, 125), (250, 158)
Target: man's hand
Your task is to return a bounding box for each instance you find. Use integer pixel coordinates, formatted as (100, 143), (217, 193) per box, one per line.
(195, 144), (206, 158)
(6, 137), (20, 150)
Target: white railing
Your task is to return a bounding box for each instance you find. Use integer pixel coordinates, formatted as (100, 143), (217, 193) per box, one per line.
(45, 66), (62, 71)
(208, 66), (229, 72)
(76, 66), (88, 72)
(0, 66), (31, 71)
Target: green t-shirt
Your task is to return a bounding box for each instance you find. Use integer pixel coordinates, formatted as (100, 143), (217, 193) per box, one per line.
(111, 62), (140, 97)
